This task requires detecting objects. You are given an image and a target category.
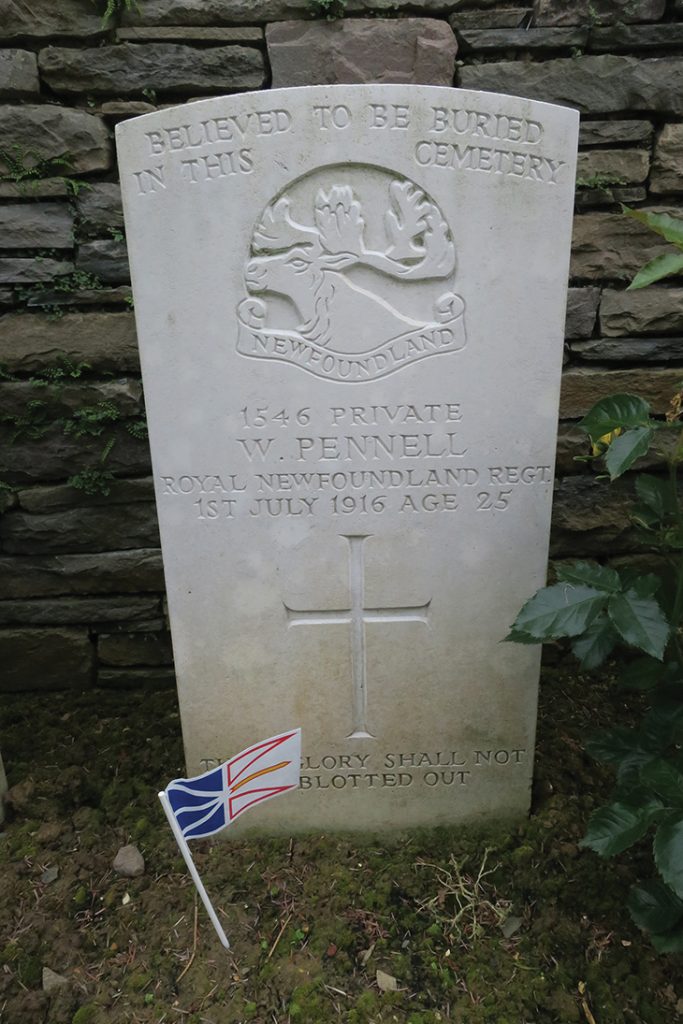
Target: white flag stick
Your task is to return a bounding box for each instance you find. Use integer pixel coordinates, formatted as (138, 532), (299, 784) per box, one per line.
(158, 789), (231, 950)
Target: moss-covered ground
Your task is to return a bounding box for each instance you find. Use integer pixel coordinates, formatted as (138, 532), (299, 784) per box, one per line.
(1, 665), (681, 1024)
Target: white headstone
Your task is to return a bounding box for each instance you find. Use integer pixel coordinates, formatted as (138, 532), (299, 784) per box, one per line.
(117, 85), (578, 832)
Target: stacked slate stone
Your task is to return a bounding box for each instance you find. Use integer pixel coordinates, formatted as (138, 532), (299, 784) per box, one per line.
(0, 0), (682, 692)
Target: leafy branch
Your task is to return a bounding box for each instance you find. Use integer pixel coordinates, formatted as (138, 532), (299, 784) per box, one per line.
(508, 210), (683, 952)
(508, 390), (683, 951)
(624, 208), (683, 290)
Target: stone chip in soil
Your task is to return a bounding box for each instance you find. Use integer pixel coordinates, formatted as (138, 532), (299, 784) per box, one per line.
(40, 864), (59, 884)
(4, 777), (34, 812)
(35, 821), (62, 844)
(113, 843), (145, 877)
(42, 966), (68, 992)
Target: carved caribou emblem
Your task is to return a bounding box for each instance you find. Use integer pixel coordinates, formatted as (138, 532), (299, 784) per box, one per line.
(236, 172), (466, 382)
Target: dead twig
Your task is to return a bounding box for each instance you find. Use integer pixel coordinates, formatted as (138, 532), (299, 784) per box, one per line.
(198, 983), (218, 1011)
(579, 981), (598, 1024)
(267, 911), (292, 960)
(581, 999), (598, 1024)
(324, 984), (348, 997)
(176, 901), (198, 983)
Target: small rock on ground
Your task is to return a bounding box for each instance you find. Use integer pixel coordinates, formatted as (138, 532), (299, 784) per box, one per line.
(5, 778), (34, 812)
(113, 843), (145, 877)
(35, 821), (62, 844)
(40, 864), (59, 885)
(42, 967), (68, 992)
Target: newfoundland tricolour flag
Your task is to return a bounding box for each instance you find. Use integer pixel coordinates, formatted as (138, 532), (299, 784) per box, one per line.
(158, 729), (301, 949)
(165, 730), (301, 839)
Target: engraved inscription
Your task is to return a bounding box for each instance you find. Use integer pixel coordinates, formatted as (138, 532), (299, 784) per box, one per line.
(415, 104), (565, 183)
(127, 98), (568, 200)
(430, 107), (544, 144)
(197, 747), (529, 792)
(180, 149), (253, 184)
(132, 165), (166, 196)
(313, 104), (352, 129)
(285, 534), (430, 740)
(415, 141), (565, 183)
(236, 164), (466, 381)
(128, 106), (292, 196)
(368, 104), (410, 130)
(159, 399), (553, 524)
(144, 110), (292, 155)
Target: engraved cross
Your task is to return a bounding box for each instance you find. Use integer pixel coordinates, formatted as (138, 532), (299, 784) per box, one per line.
(284, 534), (430, 739)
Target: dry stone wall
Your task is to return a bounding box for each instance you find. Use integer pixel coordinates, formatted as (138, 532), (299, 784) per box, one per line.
(1, 0), (682, 692)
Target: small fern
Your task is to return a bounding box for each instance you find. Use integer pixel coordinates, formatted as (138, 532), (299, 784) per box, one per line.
(126, 418), (148, 441)
(64, 402), (120, 439)
(67, 467), (116, 496)
(29, 357), (91, 389)
(0, 145), (72, 184)
(101, 0), (139, 26)
(308, 0), (346, 19)
(2, 400), (51, 442)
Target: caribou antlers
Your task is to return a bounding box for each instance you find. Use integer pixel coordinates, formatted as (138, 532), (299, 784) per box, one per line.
(253, 197), (320, 252)
(252, 180), (455, 280)
(386, 181), (430, 260)
(315, 186), (365, 256)
(368, 180), (455, 279)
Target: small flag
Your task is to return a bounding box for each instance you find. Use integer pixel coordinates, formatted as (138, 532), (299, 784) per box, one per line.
(158, 729), (301, 950)
(164, 729), (302, 839)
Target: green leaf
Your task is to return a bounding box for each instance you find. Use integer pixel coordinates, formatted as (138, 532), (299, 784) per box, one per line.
(627, 879), (683, 934)
(571, 615), (618, 669)
(510, 583), (607, 640)
(613, 780), (668, 818)
(641, 703), (683, 751)
(641, 759), (683, 808)
(634, 475), (667, 515)
(617, 565), (662, 591)
(650, 924), (683, 953)
(581, 801), (652, 857)
(617, 753), (660, 789)
(618, 656), (667, 691)
(604, 426), (654, 480)
(555, 561), (621, 593)
(634, 474), (679, 524)
(624, 207), (683, 248)
(503, 627), (540, 645)
(644, 567), (678, 618)
(586, 728), (658, 783)
(626, 574), (662, 599)
(654, 814), (683, 898)
(631, 506), (662, 531)
(665, 530), (683, 552)
(628, 252), (683, 290)
(585, 727), (637, 764)
(578, 394), (651, 442)
(607, 590), (670, 660)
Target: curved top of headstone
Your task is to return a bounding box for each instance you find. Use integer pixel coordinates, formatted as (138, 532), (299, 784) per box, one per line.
(117, 82), (579, 135)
